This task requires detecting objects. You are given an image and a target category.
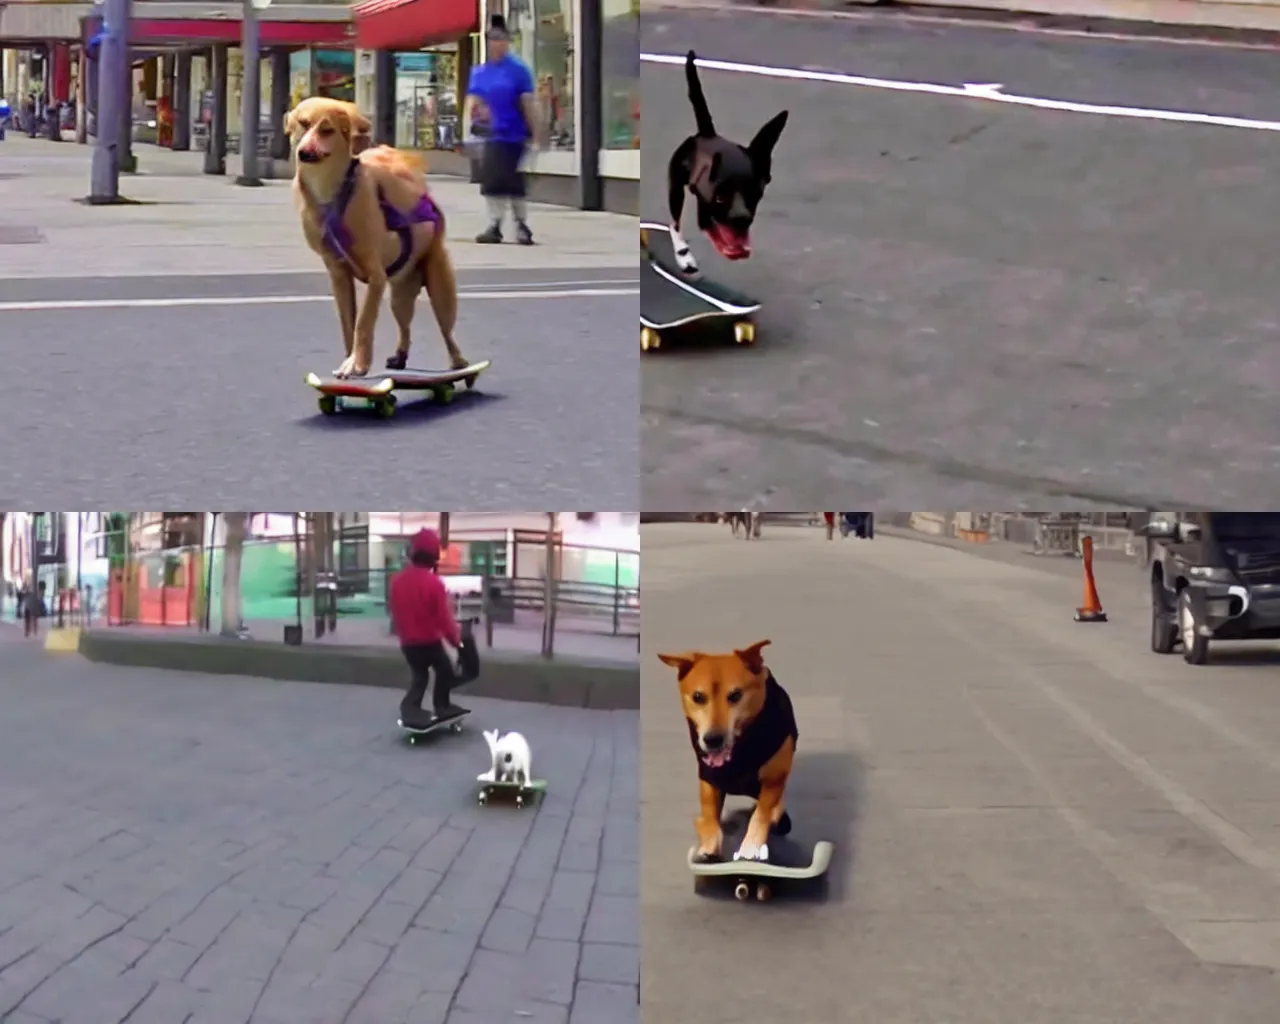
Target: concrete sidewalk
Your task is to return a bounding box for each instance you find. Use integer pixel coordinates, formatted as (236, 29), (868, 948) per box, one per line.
(0, 137), (637, 278)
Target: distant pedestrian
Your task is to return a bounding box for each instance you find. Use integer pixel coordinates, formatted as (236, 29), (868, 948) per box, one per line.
(467, 14), (542, 246)
(0, 97), (10, 141)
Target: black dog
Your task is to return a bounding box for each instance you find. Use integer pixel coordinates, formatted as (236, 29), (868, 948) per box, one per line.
(666, 51), (788, 275)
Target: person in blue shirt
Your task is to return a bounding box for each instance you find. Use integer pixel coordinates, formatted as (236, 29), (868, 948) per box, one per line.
(467, 15), (543, 245)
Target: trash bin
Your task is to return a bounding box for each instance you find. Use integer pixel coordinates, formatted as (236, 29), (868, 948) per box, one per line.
(485, 578), (515, 625)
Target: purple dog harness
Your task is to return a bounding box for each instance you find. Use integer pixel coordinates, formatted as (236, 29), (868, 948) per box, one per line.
(321, 158), (442, 278)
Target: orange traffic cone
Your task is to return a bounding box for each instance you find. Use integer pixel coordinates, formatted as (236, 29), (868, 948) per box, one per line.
(1074, 535), (1108, 623)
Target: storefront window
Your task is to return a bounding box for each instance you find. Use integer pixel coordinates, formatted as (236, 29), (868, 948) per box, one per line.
(394, 48), (460, 151)
(314, 50), (355, 103)
(506, 0), (575, 151)
(601, 0), (638, 149)
(289, 50), (311, 108)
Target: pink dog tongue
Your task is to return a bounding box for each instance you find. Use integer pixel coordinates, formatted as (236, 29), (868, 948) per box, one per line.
(702, 750), (730, 768)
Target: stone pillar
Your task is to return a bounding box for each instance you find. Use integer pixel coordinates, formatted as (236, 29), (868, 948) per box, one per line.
(203, 44), (227, 174)
(269, 48), (290, 160)
(172, 51), (192, 151)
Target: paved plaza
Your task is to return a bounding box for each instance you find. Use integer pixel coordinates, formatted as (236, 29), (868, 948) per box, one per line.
(0, 640), (638, 1023)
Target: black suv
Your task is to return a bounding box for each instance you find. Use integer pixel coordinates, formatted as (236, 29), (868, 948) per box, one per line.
(1138, 512), (1280, 665)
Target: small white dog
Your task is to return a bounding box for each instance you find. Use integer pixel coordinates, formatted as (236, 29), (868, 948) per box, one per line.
(478, 729), (533, 786)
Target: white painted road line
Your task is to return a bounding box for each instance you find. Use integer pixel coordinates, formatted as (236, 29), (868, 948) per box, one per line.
(641, 51), (1280, 133)
(0, 287), (638, 313)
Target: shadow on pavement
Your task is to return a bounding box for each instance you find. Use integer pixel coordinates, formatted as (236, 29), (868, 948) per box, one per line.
(788, 748), (865, 903)
(1177, 645), (1280, 667)
(297, 389), (506, 429)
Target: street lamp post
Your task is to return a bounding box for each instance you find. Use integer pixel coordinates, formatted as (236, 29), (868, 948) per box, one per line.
(236, 0), (271, 186)
(87, 0), (131, 203)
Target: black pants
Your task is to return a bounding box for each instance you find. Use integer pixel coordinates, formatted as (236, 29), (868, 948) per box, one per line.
(479, 139), (528, 199)
(401, 641), (455, 713)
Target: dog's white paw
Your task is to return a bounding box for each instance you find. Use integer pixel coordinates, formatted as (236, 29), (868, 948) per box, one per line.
(733, 841), (769, 863)
(674, 249), (699, 274)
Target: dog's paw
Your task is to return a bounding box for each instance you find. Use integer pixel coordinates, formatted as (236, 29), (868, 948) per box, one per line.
(733, 841), (769, 863)
(692, 850), (723, 865)
(674, 249), (699, 275)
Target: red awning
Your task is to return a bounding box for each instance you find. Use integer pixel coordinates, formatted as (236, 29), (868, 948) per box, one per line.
(352, 0), (477, 51)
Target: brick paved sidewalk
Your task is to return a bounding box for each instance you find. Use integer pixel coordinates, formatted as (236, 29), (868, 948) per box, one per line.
(0, 648), (638, 1023)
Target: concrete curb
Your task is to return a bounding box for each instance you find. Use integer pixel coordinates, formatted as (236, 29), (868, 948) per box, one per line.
(77, 631), (639, 710)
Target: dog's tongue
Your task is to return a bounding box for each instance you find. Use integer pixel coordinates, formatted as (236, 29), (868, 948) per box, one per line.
(702, 750), (730, 768)
(709, 224), (751, 261)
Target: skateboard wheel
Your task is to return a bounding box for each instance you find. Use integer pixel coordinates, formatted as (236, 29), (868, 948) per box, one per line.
(516, 795), (525, 808)
(374, 397), (396, 419)
(478, 792), (487, 806)
(407, 736), (417, 745)
(434, 384), (455, 405)
(641, 327), (660, 352)
(734, 322), (755, 345)
(733, 881), (750, 902)
(451, 721), (463, 733)
(318, 394), (338, 416)
(756, 883), (772, 902)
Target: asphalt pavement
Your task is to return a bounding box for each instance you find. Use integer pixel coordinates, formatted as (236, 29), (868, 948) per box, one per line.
(642, 523), (1280, 1023)
(0, 641), (638, 1023)
(641, 9), (1280, 507)
(0, 269), (636, 507)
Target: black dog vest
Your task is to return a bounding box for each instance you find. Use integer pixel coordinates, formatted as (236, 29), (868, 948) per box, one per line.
(688, 671), (798, 798)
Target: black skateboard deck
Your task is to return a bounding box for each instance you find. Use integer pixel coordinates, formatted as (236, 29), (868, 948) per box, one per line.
(476, 776), (547, 808)
(398, 708), (471, 745)
(640, 221), (760, 352)
(307, 360), (491, 418)
(688, 825), (833, 902)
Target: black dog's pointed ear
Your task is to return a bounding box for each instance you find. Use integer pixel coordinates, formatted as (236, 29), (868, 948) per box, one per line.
(746, 110), (788, 180)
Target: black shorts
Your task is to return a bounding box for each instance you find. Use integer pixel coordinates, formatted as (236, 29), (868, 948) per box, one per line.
(479, 140), (528, 198)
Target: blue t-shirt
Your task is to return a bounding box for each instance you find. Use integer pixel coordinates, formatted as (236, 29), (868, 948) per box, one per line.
(467, 54), (534, 144)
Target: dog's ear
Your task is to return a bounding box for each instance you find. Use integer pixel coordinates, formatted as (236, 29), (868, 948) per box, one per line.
(283, 108), (297, 137)
(746, 111), (788, 180)
(733, 639), (771, 674)
(348, 107), (372, 137)
(658, 651), (703, 680)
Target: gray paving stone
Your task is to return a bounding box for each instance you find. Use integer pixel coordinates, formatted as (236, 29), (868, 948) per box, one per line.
(568, 980), (639, 1024)
(578, 942), (639, 986)
(0, 650), (636, 1022)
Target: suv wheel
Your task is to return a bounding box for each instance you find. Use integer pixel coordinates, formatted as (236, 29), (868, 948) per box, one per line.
(1178, 588), (1210, 665)
(1150, 584), (1177, 654)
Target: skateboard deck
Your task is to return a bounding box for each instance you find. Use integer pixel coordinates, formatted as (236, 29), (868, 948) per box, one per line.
(476, 776), (548, 808)
(640, 221), (760, 352)
(688, 838), (833, 902)
(306, 360), (491, 418)
(397, 708), (472, 745)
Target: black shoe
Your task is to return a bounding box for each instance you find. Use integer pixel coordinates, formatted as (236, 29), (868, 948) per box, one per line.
(515, 221), (534, 246)
(399, 706), (429, 727)
(433, 703), (469, 719)
(475, 223), (503, 244)
(386, 350), (408, 370)
(771, 811), (793, 836)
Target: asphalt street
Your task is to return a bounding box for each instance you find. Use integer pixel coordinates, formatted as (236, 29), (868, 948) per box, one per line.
(0, 640), (638, 1024)
(642, 523), (1280, 1023)
(0, 268), (635, 507)
(641, 10), (1280, 508)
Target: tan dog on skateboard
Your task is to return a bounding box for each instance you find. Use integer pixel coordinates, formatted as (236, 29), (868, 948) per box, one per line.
(286, 97), (469, 378)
